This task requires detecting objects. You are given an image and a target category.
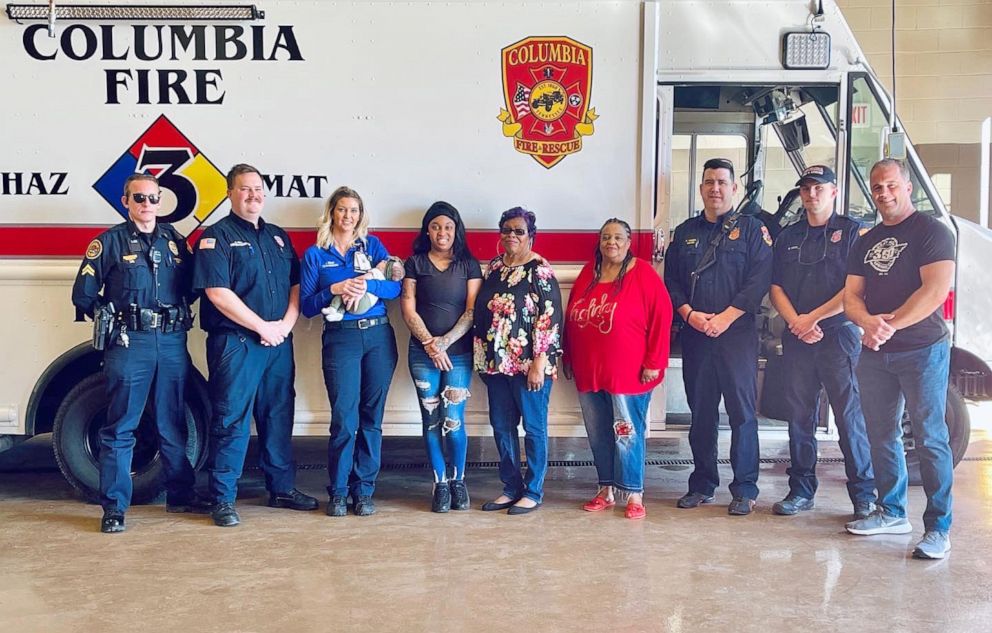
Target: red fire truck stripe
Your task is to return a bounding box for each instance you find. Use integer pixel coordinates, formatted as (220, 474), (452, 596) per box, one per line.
(0, 226), (656, 262)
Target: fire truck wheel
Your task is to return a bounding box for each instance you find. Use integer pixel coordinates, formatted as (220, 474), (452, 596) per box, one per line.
(904, 383), (970, 486)
(52, 373), (208, 505)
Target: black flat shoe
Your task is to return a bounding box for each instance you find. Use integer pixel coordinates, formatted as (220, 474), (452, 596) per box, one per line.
(481, 498), (518, 512)
(507, 502), (542, 516)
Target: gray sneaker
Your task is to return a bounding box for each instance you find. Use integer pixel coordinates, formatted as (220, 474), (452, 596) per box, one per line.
(913, 531), (951, 559)
(845, 510), (912, 535)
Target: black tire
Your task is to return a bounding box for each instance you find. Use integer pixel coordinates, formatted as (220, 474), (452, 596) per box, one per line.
(904, 383), (970, 486)
(52, 372), (209, 504)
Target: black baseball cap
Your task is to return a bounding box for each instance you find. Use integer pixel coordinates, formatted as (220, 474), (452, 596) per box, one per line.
(796, 165), (836, 186)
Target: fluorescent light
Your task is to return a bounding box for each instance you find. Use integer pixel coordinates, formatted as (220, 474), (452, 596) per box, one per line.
(781, 31), (831, 70)
(5, 4), (264, 21)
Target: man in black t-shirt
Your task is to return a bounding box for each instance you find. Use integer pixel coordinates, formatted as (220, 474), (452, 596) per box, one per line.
(843, 158), (955, 560)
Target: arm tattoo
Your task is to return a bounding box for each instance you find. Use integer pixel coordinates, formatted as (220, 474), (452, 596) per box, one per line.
(436, 309), (474, 352)
(406, 312), (435, 344)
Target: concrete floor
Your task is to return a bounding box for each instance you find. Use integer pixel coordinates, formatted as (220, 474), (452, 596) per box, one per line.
(2, 419), (992, 633)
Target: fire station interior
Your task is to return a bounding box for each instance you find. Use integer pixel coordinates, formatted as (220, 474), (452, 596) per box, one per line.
(4, 28), (992, 633)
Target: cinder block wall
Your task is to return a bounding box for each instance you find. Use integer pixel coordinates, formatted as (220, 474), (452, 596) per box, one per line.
(838, 0), (992, 224)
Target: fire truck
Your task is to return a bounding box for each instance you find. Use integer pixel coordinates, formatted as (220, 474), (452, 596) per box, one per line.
(1, 0), (988, 502)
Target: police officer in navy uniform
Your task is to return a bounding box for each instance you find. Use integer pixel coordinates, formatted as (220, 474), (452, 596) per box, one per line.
(769, 165), (876, 520)
(192, 163), (318, 527)
(664, 158), (773, 516)
(72, 173), (207, 533)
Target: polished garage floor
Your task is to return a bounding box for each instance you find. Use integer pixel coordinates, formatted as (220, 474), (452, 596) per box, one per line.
(2, 418), (992, 633)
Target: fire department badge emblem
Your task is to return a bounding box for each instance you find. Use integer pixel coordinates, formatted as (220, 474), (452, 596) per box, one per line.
(831, 230), (843, 243)
(498, 36), (598, 168)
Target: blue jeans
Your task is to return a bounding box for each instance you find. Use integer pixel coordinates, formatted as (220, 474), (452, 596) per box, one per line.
(101, 330), (195, 512)
(578, 390), (652, 494)
(856, 340), (953, 532)
(322, 323), (398, 498)
(206, 331), (298, 504)
(481, 373), (551, 503)
(681, 325), (760, 499)
(408, 343), (471, 483)
(782, 323), (875, 504)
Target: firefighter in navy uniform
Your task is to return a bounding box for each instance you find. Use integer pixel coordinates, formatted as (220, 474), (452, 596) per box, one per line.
(71, 173), (207, 534)
(664, 158), (773, 516)
(192, 163), (318, 528)
(769, 165), (876, 520)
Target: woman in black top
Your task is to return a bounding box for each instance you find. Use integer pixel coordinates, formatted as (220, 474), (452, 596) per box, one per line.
(400, 201), (482, 512)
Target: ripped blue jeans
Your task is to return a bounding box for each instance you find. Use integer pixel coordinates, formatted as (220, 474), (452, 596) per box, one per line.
(578, 390), (653, 494)
(408, 343), (471, 483)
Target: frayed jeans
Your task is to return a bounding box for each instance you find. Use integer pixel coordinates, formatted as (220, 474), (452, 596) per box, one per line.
(578, 390), (653, 494)
(408, 343), (471, 483)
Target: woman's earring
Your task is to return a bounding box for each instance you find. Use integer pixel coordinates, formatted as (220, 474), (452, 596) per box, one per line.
(495, 238), (504, 256)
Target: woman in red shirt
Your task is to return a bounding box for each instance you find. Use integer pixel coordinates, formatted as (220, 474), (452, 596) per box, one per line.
(563, 218), (673, 519)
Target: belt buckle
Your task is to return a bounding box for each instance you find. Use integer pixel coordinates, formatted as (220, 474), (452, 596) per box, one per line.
(149, 311), (161, 329)
(357, 318), (370, 330)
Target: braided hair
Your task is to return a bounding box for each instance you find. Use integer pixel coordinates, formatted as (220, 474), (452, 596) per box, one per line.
(584, 218), (634, 297)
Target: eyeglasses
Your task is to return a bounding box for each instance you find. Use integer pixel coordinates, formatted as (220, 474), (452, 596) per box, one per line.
(130, 193), (161, 204)
(500, 227), (528, 236)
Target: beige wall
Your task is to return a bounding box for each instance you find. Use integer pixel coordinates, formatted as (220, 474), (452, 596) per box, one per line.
(838, 0), (992, 222)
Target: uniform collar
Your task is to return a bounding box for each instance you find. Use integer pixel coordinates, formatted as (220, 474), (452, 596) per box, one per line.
(798, 212), (845, 231)
(126, 219), (166, 240)
(227, 210), (267, 232)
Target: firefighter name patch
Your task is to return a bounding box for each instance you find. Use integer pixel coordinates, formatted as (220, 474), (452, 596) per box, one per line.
(498, 36), (598, 168)
(85, 239), (102, 260)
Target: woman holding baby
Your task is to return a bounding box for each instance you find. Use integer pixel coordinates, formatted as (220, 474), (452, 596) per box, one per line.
(300, 186), (402, 518)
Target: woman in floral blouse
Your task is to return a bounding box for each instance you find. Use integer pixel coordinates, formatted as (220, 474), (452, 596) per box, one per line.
(473, 207), (563, 515)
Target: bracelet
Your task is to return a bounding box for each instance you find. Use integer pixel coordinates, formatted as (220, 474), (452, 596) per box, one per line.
(686, 310), (694, 322)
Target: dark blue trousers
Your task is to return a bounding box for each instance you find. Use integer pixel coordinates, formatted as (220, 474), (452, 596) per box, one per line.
(101, 330), (195, 512)
(321, 324), (398, 498)
(782, 323), (875, 504)
(681, 324), (760, 500)
(206, 331), (297, 503)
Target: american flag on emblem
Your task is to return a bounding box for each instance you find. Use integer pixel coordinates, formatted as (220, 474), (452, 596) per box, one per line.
(513, 84), (531, 117)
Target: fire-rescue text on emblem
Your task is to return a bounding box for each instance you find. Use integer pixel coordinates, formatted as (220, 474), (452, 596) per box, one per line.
(498, 36), (598, 168)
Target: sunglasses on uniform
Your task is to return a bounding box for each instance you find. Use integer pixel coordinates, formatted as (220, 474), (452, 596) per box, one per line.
(500, 227), (528, 236)
(128, 193), (161, 204)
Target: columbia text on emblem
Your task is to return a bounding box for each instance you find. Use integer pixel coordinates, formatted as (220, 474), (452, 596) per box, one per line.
(497, 36), (598, 168)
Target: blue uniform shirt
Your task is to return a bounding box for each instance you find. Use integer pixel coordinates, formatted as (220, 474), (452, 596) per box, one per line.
(664, 213), (773, 326)
(72, 220), (192, 319)
(300, 235), (401, 320)
(192, 212), (300, 334)
(772, 212), (862, 331)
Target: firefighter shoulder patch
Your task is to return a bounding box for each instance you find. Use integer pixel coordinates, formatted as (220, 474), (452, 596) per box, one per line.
(85, 239), (102, 260)
(760, 225), (772, 246)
